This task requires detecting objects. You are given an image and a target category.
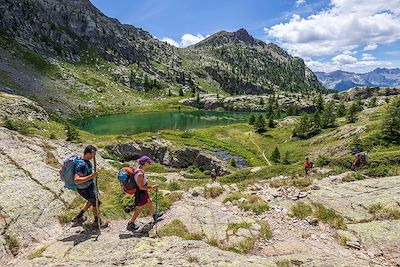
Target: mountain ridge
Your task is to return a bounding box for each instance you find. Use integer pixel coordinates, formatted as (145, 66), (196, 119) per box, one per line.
(316, 68), (400, 91)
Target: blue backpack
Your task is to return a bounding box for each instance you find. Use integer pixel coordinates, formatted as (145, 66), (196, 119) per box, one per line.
(59, 155), (85, 190)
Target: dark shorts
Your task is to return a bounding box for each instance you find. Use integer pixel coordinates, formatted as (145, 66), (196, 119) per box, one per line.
(135, 190), (150, 207)
(77, 183), (101, 206)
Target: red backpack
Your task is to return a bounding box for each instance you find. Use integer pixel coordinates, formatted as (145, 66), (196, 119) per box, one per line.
(117, 167), (143, 195)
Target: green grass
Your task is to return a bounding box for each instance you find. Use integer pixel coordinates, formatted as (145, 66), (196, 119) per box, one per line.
(204, 185), (224, 198)
(223, 193), (270, 215)
(290, 202), (346, 229)
(367, 203), (400, 220)
(4, 234), (20, 256)
(158, 219), (204, 240)
(27, 246), (47, 260)
(227, 222), (252, 234)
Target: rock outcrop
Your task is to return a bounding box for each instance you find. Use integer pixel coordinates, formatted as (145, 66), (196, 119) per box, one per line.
(0, 127), (111, 263)
(179, 94), (315, 113)
(0, 92), (48, 121)
(107, 139), (232, 175)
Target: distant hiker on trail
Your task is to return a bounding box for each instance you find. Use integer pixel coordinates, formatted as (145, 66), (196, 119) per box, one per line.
(305, 157), (311, 177)
(126, 156), (162, 231)
(352, 150), (368, 171)
(210, 168), (217, 182)
(71, 145), (108, 228)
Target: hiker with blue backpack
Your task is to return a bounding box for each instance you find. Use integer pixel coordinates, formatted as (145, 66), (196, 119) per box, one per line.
(118, 156), (162, 231)
(61, 145), (108, 228)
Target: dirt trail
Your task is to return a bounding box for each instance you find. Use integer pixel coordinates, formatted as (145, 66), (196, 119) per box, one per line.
(248, 132), (272, 166)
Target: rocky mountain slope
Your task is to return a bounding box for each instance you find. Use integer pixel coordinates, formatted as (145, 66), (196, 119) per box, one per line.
(316, 68), (400, 91)
(0, 0), (323, 118)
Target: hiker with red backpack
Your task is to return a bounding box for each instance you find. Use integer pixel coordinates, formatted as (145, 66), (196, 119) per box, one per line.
(65, 145), (108, 228)
(118, 156), (162, 231)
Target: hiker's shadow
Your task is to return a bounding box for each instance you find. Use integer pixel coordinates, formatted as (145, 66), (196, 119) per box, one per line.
(60, 225), (100, 246)
(119, 222), (155, 239)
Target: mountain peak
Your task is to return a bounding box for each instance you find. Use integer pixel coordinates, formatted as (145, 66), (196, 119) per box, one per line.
(190, 28), (264, 48)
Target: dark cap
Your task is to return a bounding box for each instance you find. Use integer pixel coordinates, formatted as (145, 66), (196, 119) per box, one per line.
(138, 155), (154, 165)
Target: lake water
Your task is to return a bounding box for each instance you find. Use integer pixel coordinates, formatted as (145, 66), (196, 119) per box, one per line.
(78, 110), (255, 135)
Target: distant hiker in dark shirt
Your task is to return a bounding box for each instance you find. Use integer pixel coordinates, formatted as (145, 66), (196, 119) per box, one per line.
(126, 156), (161, 231)
(210, 168), (217, 182)
(72, 145), (108, 228)
(305, 157), (311, 177)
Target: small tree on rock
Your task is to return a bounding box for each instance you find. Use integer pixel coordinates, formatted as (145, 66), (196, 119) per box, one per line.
(65, 124), (80, 142)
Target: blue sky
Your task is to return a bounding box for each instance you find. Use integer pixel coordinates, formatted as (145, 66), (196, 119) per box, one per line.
(91, 0), (400, 73)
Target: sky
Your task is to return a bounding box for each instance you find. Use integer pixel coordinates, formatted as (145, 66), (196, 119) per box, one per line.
(90, 0), (400, 74)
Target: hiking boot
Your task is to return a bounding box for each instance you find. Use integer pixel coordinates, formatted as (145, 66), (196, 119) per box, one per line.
(126, 221), (139, 231)
(153, 212), (164, 222)
(92, 219), (109, 229)
(72, 215), (87, 225)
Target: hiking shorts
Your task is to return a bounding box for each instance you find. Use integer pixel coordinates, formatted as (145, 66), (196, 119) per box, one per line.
(135, 190), (150, 207)
(77, 183), (102, 206)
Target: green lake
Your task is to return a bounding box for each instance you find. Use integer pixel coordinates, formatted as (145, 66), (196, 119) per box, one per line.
(78, 110), (255, 135)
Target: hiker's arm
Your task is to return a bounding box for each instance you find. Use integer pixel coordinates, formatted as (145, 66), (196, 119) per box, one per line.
(74, 172), (97, 185)
(136, 174), (158, 190)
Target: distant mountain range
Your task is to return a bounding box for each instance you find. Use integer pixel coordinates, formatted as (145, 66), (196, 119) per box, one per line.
(315, 68), (400, 91)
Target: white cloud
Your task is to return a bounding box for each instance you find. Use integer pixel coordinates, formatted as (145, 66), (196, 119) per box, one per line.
(160, 34), (209, 48)
(161, 37), (179, 47)
(296, 0), (306, 7)
(306, 55), (393, 73)
(265, 0), (400, 57)
(181, 34), (208, 47)
(332, 54), (357, 64)
(362, 53), (376, 60)
(363, 43), (378, 51)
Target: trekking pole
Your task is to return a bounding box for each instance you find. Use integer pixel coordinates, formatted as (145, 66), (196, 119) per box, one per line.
(155, 189), (159, 236)
(94, 154), (101, 235)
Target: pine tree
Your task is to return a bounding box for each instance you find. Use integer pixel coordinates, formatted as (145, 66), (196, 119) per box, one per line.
(337, 101), (346, 117)
(255, 115), (266, 133)
(270, 147), (280, 163)
(179, 87), (184, 97)
(346, 102), (358, 123)
(196, 92), (200, 103)
(65, 124), (80, 142)
(168, 89), (172, 97)
(315, 93), (324, 113)
(283, 151), (290, 165)
(268, 115), (275, 128)
(259, 97), (264, 106)
(249, 114), (256, 125)
(354, 98), (364, 112)
(381, 97), (400, 144)
(321, 100), (336, 128)
(368, 96), (377, 108)
(293, 113), (320, 139)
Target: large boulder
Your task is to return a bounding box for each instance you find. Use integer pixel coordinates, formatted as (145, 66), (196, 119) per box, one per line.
(0, 92), (48, 122)
(107, 139), (231, 175)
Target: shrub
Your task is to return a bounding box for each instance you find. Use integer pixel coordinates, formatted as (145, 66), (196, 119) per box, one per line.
(204, 185), (224, 198)
(3, 117), (30, 135)
(316, 155), (330, 166)
(168, 180), (181, 191)
(230, 158), (237, 167)
(381, 97), (400, 144)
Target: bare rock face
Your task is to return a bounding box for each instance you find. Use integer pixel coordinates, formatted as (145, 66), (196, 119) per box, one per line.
(12, 222), (274, 267)
(107, 139), (231, 175)
(0, 92), (48, 121)
(0, 127), (111, 263)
